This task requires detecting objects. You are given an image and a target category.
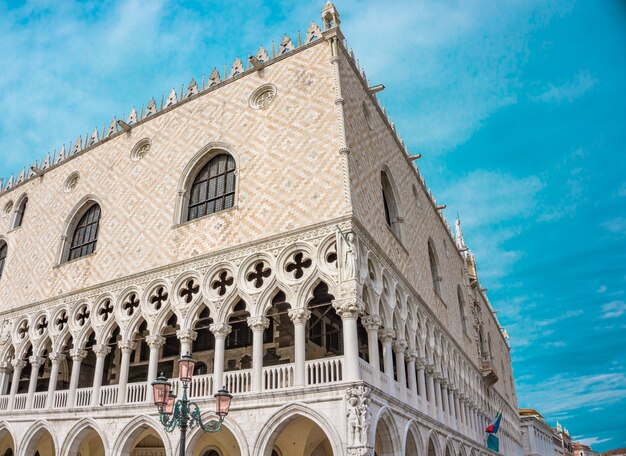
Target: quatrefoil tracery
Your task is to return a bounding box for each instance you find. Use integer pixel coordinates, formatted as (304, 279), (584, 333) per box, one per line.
(55, 311), (68, 331)
(285, 252), (312, 279)
(211, 271), (234, 296)
(35, 316), (48, 336)
(150, 286), (169, 310)
(179, 279), (200, 304)
(17, 320), (29, 340)
(76, 305), (90, 327)
(246, 262), (271, 289)
(123, 293), (140, 316)
(98, 300), (114, 322)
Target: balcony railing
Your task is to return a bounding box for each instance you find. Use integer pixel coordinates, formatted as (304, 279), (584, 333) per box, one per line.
(0, 356), (345, 413)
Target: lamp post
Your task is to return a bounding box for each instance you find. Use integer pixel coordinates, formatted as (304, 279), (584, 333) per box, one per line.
(151, 353), (233, 456)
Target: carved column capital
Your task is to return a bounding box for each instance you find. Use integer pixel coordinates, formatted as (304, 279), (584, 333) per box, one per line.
(393, 339), (408, 353)
(117, 341), (135, 354)
(247, 316), (270, 332)
(176, 329), (197, 344)
(405, 349), (419, 362)
(360, 315), (382, 332)
(416, 357), (428, 368)
(378, 328), (396, 344)
(11, 359), (27, 370)
(0, 362), (11, 372)
(69, 348), (89, 361)
(332, 298), (361, 319)
(93, 344), (112, 357)
(28, 355), (45, 367)
(145, 335), (166, 349)
(48, 352), (65, 363)
(288, 308), (311, 325)
(209, 323), (232, 338)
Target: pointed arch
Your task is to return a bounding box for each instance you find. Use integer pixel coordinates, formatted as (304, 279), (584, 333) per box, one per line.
(403, 420), (423, 456)
(253, 402), (342, 456)
(181, 413), (249, 456)
(371, 406), (402, 456)
(428, 238), (442, 296)
(0, 239), (7, 281)
(174, 142), (240, 224)
(59, 418), (109, 456)
(0, 422), (16, 456)
(56, 194), (103, 264)
(19, 420), (57, 456)
(381, 167), (402, 239)
(112, 416), (172, 456)
(10, 193), (28, 230)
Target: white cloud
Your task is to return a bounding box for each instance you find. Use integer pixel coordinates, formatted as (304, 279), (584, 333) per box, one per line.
(516, 372), (626, 415)
(534, 70), (597, 103)
(597, 285), (607, 293)
(601, 300), (626, 319)
(602, 217), (626, 235)
(575, 436), (613, 447)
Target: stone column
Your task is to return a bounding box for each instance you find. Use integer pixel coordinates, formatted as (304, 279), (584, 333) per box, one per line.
(0, 362), (11, 396)
(288, 308), (310, 387)
(67, 349), (88, 407)
(176, 329), (197, 357)
(247, 316), (270, 392)
(394, 339), (408, 396)
(25, 355), (44, 409)
(416, 358), (428, 413)
(454, 391), (462, 429)
(405, 350), (418, 405)
(210, 323), (232, 391)
(448, 387), (457, 429)
(46, 353), (64, 409)
(117, 341), (135, 405)
(434, 375), (443, 421)
(7, 359), (26, 411)
(361, 315), (382, 385)
(332, 299), (361, 382)
(379, 328), (396, 384)
(145, 336), (165, 403)
(91, 344), (111, 406)
(425, 365), (436, 417)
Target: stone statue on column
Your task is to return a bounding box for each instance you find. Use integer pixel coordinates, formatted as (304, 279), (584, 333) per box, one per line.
(337, 229), (357, 282)
(346, 385), (372, 455)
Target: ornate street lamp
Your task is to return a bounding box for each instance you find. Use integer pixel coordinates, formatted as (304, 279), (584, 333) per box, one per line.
(151, 353), (233, 456)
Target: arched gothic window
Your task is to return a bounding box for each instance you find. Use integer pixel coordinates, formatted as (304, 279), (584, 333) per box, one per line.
(428, 240), (442, 296)
(381, 170), (401, 239)
(187, 154), (236, 221)
(67, 203), (101, 261)
(458, 286), (468, 334)
(13, 196), (28, 229)
(0, 241), (6, 279)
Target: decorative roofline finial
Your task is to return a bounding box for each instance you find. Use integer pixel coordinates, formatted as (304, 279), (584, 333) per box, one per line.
(322, 2), (340, 31)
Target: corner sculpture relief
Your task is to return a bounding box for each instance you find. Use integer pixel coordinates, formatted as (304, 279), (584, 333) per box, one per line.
(338, 229), (357, 282)
(346, 385), (372, 454)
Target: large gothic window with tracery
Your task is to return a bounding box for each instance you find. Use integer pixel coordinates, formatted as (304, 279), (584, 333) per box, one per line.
(187, 153), (236, 221)
(68, 203), (101, 261)
(0, 241), (7, 279)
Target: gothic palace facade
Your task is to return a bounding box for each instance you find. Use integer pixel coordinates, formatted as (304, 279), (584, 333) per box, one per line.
(0, 4), (523, 456)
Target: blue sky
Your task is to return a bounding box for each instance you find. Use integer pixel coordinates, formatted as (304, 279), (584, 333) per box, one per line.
(1, 0), (625, 451)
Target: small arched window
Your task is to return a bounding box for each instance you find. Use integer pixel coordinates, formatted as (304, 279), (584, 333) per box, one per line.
(381, 170), (401, 239)
(67, 203), (101, 261)
(0, 242), (7, 279)
(428, 241), (441, 296)
(458, 286), (468, 334)
(13, 197), (28, 229)
(187, 154), (236, 221)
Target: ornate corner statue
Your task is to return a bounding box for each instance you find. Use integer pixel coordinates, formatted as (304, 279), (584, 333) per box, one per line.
(346, 386), (372, 455)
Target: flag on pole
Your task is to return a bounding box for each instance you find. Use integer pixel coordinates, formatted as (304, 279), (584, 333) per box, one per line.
(486, 434), (500, 452)
(486, 412), (502, 434)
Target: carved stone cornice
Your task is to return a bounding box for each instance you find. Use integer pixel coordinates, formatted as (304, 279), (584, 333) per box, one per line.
(288, 308), (311, 325)
(209, 323), (232, 338)
(247, 316), (270, 332)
